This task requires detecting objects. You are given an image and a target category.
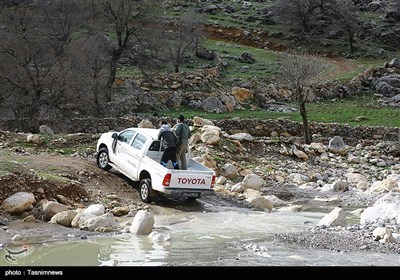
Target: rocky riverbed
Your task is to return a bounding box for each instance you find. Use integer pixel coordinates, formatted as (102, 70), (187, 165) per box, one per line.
(1, 121), (400, 257)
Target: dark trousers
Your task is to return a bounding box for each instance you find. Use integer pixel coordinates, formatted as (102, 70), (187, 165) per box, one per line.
(160, 146), (179, 169)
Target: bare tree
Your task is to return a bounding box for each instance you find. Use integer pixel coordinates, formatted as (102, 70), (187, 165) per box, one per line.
(100, 0), (160, 102)
(332, 0), (359, 54)
(164, 10), (205, 73)
(71, 34), (112, 116)
(130, 28), (166, 77)
(0, 4), (59, 118)
(0, 1), (101, 119)
(39, 0), (84, 57)
(278, 52), (326, 144)
(273, 0), (321, 37)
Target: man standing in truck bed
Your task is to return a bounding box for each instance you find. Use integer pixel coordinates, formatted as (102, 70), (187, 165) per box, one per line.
(158, 120), (179, 169)
(175, 114), (191, 170)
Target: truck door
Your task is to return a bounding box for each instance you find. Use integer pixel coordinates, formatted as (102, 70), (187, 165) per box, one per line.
(119, 133), (147, 179)
(110, 130), (137, 169)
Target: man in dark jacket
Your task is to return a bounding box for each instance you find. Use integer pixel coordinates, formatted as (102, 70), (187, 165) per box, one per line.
(175, 114), (191, 170)
(158, 120), (179, 169)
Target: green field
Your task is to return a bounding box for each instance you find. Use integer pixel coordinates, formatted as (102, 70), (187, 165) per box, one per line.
(160, 93), (400, 128)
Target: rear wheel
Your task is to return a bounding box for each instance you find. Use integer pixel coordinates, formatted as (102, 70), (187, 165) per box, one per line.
(139, 179), (155, 203)
(97, 147), (112, 171)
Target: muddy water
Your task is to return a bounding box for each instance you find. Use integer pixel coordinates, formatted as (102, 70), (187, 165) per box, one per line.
(1, 202), (400, 267)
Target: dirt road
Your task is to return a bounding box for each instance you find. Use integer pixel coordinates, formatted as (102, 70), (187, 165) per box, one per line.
(0, 150), (244, 245)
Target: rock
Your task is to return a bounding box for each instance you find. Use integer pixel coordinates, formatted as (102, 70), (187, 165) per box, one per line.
(111, 206), (130, 217)
(373, 227), (394, 243)
(79, 213), (117, 231)
(241, 173), (265, 190)
(71, 212), (97, 228)
(245, 196), (273, 212)
(360, 192), (400, 224)
(129, 210), (154, 235)
(137, 119), (154, 128)
(26, 134), (43, 145)
(328, 136), (347, 155)
(200, 125), (221, 145)
(22, 215), (37, 223)
(55, 195), (69, 205)
(83, 204), (105, 216)
(39, 125), (54, 135)
(49, 210), (78, 227)
(1, 192), (35, 214)
(264, 195), (287, 207)
(43, 200), (69, 220)
(332, 181), (349, 192)
(318, 207), (346, 227)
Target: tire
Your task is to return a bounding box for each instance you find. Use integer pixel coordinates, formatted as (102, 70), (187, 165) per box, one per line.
(139, 178), (154, 203)
(97, 147), (112, 171)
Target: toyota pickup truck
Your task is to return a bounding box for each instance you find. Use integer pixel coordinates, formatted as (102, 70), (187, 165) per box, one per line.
(96, 127), (215, 203)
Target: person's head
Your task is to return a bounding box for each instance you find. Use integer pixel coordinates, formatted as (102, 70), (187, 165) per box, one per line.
(177, 114), (184, 123)
(160, 120), (169, 128)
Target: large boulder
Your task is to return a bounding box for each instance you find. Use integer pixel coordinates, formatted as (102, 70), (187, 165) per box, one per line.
(318, 207), (346, 227)
(328, 136), (347, 155)
(1, 192), (35, 214)
(49, 210), (78, 227)
(130, 210), (154, 235)
(241, 174), (265, 190)
(375, 74), (400, 97)
(79, 213), (117, 231)
(360, 192), (400, 224)
(83, 204), (105, 216)
(43, 200), (69, 220)
(201, 96), (226, 113)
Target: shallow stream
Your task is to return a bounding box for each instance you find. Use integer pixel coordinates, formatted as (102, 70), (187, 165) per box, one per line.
(1, 200), (399, 267)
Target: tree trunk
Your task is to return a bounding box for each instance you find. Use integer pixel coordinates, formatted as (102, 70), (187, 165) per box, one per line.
(299, 101), (312, 144)
(106, 49), (123, 103)
(93, 81), (103, 116)
(348, 30), (354, 54)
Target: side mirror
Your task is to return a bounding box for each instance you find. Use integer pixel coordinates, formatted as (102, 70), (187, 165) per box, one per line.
(112, 132), (117, 139)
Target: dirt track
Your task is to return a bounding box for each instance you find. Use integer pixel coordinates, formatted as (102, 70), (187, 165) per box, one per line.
(204, 24), (363, 80)
(0, 151), (246, 245)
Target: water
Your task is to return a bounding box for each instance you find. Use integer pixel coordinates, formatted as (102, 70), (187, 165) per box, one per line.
(1, 204), (400, 267)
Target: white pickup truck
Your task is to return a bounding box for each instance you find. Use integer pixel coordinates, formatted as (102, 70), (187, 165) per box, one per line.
(96, 127), (215, 203)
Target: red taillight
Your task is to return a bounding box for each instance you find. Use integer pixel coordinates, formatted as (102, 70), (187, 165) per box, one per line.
(162, 174), (172, 187)
(211, 175), (216, 188)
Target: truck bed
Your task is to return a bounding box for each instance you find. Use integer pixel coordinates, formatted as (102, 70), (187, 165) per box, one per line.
(146, 150), (209, 171)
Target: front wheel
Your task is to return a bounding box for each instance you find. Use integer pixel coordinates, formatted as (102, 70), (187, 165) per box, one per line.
(139, 179), (155, 203)
(97, 147), (112, 171)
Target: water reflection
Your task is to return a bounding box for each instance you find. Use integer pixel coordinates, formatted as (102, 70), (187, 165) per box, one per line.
(97, 234), (170, 266)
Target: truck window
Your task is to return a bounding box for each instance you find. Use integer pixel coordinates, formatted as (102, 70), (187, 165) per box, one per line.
(149, 140), (164, 151)
(118, 130), (136, 144)
(131, 133), (147, 150)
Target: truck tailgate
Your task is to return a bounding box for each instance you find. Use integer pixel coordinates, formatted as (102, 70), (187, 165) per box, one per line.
(169, 170), (214, 190)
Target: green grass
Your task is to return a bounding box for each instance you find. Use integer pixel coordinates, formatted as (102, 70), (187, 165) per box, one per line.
(333, 58), (387, 82)
(114, 38), (384, 85)
(0, 160), (26, 176)
(203, 39), (279, 79)
(304, 95), (400, 127)
(359, 12), (381, 21)
(37, 172), (71, 183)
(159, 93), (400, 128)
(116, 66), (142, 78)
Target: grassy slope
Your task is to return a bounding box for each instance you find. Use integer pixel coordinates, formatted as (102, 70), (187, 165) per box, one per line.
(117, 1), (400, 128)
